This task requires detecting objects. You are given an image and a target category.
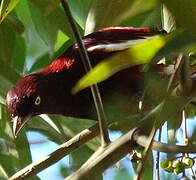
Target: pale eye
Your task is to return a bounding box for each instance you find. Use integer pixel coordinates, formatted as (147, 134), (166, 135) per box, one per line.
(34, 96), (41, 105)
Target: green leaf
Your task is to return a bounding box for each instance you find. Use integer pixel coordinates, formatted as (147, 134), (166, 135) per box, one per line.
(11, 34), (26, 73)
(68, 0), (91, 28)
(0, 153), (16, 177)
(29, 38), (73, 73)
(0, 105), (33, 176)
(0, 60), (21, 99)
(142, 151), (154, 180)
(152, 31), (196, 63)
(73, 30), (196, 94)
(0, 0), (20, 23)
(55, 30), (69, 51)
(27, 0), (74, 55)
(85, 0), (157, 34)
(27, 0), (57, 55)
(0, 20), (16, 62)
(15, 0), (49, 67)
(28, 115), (100, 151)
(4, 15), (24, 34)
(72, 35), (165, 94)
(70, 146), (94, 170)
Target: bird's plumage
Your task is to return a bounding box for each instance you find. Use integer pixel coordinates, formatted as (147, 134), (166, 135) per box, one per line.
(6, 27), (165, 136)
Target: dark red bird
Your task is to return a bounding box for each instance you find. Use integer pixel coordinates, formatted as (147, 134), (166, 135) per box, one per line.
(6, 27), (165, 136)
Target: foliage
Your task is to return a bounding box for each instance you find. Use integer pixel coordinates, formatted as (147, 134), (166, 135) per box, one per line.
(0, 0), (195, 179)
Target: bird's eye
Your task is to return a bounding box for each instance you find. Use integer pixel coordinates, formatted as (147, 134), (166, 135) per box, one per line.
(34, 96), (41, 105)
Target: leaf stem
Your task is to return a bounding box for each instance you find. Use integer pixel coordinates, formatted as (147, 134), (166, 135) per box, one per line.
(59, 0), (110, 146)
(134, 125), (157, 180)
(155, 127), (162, 180)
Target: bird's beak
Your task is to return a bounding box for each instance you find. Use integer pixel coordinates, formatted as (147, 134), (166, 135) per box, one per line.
(13, 116), (28, 138)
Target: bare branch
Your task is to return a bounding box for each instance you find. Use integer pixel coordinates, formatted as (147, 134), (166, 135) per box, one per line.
(179, 54), (193, 95)
(135, 134), (196, 153)
(9, 120), (196, 180)
(9, 124), (99, 180)
(135, 126), (157, 180)
(65, 128), (196, 180)
(65, 127), (138, 180)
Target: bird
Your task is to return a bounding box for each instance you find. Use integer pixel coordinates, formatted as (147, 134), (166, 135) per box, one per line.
(6, 27), (166, 137)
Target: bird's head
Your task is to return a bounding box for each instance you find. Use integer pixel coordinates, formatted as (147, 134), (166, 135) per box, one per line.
(6, 74), (44, 137)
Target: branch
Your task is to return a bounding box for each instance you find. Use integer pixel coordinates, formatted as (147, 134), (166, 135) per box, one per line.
(9, 121), (195, 180)
(65, 127), (138, 180)
(135, 126), (157, 180)
(65, 126), (196, 180)
(9, 124), (99, 180)
(134, 134), (196, 153)
(59, 0), (110, 145)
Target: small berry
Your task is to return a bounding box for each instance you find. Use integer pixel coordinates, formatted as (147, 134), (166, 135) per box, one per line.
(182, 157), (195, 168)
(161, 159), (172, 171)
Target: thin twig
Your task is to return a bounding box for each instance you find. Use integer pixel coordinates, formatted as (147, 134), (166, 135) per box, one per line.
(166, 54), (183, 94)
(180, 55), (193, 95)
(182, 110), (196, 179)
(135, 135), (196, 153)
(155, 127), (162, 180)
(134, 126), (157, 180)
(59, 0), (110, 146)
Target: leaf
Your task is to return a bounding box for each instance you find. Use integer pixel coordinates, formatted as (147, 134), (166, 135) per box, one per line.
(54, 30), (69, 51)
(70, 146), (94, 170)
(29, 38), (73, 73)
(0, 15), (25, 74)
(11, 34), (26, 73)
(161, 0), (196, 39)
(0, 60), (21, 99)
(27, 0), (74, 55)
(0, 153), (17, 177)
(68, 0), (91, 28)
(161, 5), (175, 33)
(72, 35), (165, 94)
(0, 0), (20, 23)
(28, 115), (100, 151)
(152, 31), (196, 63)
(73, 30), (196, 94)
(4, 15), (24, 34)
(15, 0), (49, 68)
(0, 105), (33, 175)
(85, 0), (157, 34)
(142, 151), (154, 180)
(27, 0), (57, 55)
(0, 20), (16, 62)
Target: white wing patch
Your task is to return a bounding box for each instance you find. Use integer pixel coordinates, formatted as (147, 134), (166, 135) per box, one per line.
(87, 36), (154, 52)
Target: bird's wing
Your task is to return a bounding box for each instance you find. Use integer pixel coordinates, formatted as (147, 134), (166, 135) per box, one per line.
(83, 27), (165, 53)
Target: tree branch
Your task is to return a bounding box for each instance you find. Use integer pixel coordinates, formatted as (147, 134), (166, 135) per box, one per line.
(65, 127), (138, 180)
(9, 120), (195, 180)
(134, 134), (196, 153)
(135, 126), (157, 180)
(9, 124), (99, 180)
(65, 127), (196, 180)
